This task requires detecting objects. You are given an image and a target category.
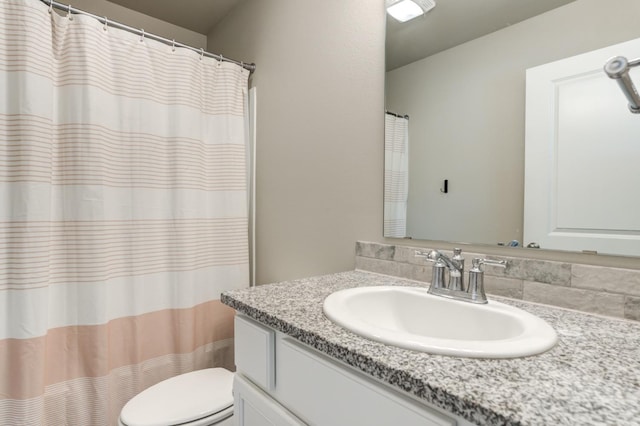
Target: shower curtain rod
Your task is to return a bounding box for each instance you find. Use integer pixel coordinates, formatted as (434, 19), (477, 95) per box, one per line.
(42, 0), (256, 74)
(604, 55), (640, 113)
(386, 110), (409, 119)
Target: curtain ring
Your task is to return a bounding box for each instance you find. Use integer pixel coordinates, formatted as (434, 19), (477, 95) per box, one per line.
(48, 0), (53, 14)
(140, 29), (145, 43)
(217, 54), (223, 67)
(67, 4), (73, 20)
(200, 48), (204, 60)
(103, 17), (108, 32)
(172, 39), (176, 52)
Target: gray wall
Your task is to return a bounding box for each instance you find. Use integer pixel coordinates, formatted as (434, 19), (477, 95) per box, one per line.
(386, 0), (640, 246)
(207, 0), (386, 284)
(71, 0), (206, 48)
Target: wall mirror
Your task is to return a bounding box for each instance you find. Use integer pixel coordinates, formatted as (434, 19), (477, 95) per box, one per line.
(384, 0), (640, 257)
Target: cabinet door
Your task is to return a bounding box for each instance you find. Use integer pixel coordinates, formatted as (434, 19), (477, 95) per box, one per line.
(234, 374), (305, 426)
(235, 315), (275, 391)
(275, 337), (456, 426)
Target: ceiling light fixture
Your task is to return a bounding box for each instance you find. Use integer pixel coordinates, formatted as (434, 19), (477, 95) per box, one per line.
(386, 0), (436, 23)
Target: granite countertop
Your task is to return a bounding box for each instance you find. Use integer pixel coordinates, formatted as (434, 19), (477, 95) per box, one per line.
(221, 270), (640, 426)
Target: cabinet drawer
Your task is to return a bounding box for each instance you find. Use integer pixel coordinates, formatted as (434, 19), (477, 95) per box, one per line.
(234, 374), (304, 426)
(235, 315), (275, 391)
(276, 337), (456, 426)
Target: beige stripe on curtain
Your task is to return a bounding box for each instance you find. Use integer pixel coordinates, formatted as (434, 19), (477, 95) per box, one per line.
(384, 113), (409, 238)
(0, 0), (250, 424)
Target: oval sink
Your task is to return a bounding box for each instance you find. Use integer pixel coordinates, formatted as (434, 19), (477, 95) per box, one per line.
(323, 286), (557, 358)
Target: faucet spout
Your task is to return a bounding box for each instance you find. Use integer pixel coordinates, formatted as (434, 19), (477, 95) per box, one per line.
(423, 250), (464, 291)
(426, 250), (462, 274)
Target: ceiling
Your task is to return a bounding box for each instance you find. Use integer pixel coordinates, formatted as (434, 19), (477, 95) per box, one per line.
(107, 0), (576, 71)
(385, 0), (576, 70)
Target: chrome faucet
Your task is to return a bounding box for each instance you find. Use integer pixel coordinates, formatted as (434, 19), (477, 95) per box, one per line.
(415, 249), (506, 304)
(422, 249), (464, 290)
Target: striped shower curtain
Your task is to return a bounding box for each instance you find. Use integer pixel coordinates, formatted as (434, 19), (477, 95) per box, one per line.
(384, 113), (409, 238)
(0, 0), (250, 424)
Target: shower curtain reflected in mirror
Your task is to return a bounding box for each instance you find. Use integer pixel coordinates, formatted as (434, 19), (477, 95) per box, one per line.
(384, 113), (409, 238)
(0, 0), (250, 423)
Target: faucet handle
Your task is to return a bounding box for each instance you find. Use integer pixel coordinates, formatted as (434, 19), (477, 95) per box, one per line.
(466, 258), (507, 304)
(414, 250), (447, 290)
(414, 249), (446, 265)
(477, 258), (507, 269)
(414, 249), (431, 259)
(414, 249), (444, 261)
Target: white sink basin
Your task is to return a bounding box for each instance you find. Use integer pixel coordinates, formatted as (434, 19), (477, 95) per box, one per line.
(323, 286), (558, 358)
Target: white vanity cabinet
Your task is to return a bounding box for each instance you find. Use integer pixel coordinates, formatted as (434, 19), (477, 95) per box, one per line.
(233, 315), (471, 426)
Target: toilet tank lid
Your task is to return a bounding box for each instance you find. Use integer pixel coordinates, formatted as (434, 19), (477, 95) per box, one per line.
(120, 368), (234, 426)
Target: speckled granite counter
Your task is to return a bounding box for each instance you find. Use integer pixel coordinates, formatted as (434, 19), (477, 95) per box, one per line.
(221, 270), (640, 426)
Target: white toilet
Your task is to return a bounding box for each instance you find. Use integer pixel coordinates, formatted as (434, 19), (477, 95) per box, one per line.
(118, 368), (234, 426)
